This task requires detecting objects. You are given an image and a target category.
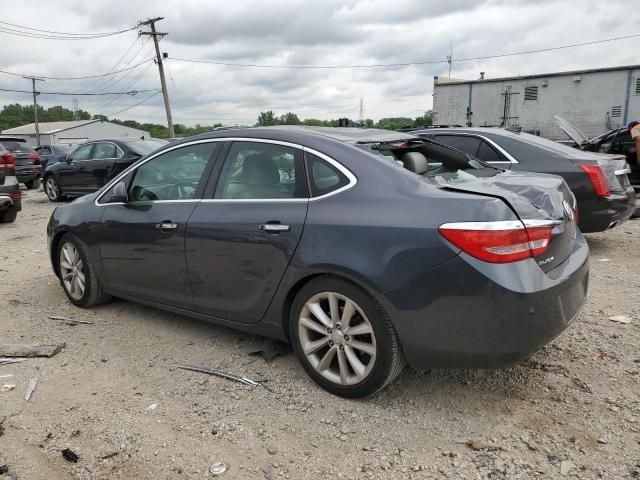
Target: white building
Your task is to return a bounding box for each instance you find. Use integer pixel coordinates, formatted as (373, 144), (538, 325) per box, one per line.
(1, 120), (151, 147)
(433, 65), (640, 140)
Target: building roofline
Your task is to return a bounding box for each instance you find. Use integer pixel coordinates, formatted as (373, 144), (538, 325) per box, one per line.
(46, 119), (101, 134)
(434, 64), (640, 86)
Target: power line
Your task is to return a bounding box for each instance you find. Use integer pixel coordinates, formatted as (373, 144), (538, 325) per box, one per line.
(171, 33), (640, 70)
(0, 87), (157, 96)
(89, 41), (153, 93)
(93, 62), (155, 111)
(0, 58), (154, 81)
(0, 19), (137, 39)
(102, 90), (162, 118)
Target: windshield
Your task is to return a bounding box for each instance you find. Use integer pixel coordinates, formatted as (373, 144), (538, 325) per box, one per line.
(0, 140), (33, 153)
(125, 139), (168, 156)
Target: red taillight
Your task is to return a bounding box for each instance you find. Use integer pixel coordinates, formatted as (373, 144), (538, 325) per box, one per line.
(0, 153), (15, 172)
(10, 190), (21, 200)
(579, 164), (610, 197)
(573, 208), (579, 225)
(439, 221), (553, 263)
(29, 152), (40, 163)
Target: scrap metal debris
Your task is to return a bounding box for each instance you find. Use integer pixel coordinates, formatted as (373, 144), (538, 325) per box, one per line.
(24, 378), (37, 401)
(609, 315), (632, 324)
(0, 344), (65, 358)
(209, 461), (227, 476)
(0, 358), (25, 366)
(1, 384), (15, 392)
(49, 315), (93, 326)
(176, 364), (271, 391)
(61, 448), (79, 463)
(248, 340), (293, 362)
(100, 452), (119, 460)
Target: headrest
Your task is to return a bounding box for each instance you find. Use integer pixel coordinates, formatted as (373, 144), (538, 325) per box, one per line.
(241, 154), (280, 185)
(401, 151), (429, 174)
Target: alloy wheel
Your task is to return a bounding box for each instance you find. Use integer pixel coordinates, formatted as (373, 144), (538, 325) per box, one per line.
(298, 291), (377, 386)
(45, 177), (59, 201)
(59, 242), (85, 301)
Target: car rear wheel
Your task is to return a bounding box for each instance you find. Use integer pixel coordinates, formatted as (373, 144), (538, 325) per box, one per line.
(57, 233), (111, 307)
(45, 176), (62, 202)
(290, 277), (405, 398)
(0, 206), (18, 223)
(24, 178), (41, 190)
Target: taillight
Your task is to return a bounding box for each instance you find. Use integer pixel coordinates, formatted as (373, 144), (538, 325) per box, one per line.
(0, 153), (15, 172)
(10, 190), (21, 200)
(579, 164), (610, 197)
(439, 220), (554, 264)
(29, 152), (41, 164)
(573, 208), (579, 225)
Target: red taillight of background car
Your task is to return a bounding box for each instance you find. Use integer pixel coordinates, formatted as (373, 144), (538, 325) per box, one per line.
(28, 152), (41, 163)
(9, 190), (21, 200)
(579, 164), (610, 197)
(438, 221), (553, 263)
(0, 153), (15, 172)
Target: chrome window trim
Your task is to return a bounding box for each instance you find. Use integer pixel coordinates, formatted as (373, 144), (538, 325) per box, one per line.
(433, 132), (520, 164)
(95, 137), (357, 206)
(615, 168), (631, 175)
(92, 141), (125, 161)
(440, 219), (560, 231)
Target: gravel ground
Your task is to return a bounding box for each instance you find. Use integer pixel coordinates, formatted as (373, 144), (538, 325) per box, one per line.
(0, 189), (639, 479)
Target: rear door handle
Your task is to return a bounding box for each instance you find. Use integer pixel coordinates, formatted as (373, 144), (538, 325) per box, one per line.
(259, 223), (290, 233)
(156, 222), (178, 230)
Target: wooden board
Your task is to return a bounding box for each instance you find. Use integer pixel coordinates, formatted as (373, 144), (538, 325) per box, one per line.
(0, 344), (65, 358)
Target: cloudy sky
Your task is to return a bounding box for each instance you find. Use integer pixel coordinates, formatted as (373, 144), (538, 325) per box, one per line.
(1, 0), (639, 127)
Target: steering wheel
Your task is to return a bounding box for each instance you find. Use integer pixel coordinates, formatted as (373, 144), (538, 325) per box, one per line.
(168, 181), (198, 200)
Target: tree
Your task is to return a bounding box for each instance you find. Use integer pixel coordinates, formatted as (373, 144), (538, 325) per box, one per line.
(278, 112), (301, 125)
(413, 110), (433, 127)
(257, 110), (277, 126)
(375, 117), (413, 130)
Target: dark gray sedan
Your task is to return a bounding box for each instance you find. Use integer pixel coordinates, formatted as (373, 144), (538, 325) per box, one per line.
(47, 127), (589, 397)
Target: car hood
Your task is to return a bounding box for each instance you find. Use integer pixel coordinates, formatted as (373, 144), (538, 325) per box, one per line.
(554, 115), (590, 146)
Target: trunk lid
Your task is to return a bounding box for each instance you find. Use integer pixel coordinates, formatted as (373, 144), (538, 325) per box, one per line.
(555, 115), (591, 147)
(441, 171), (577, 273)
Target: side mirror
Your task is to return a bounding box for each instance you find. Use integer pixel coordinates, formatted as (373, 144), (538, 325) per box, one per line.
(109, 181), (128, 203)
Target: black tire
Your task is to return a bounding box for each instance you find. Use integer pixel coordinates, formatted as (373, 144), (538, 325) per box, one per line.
(56, 233), (111, 308)
(290, 276), (405, 398)
(44, 176), (63, 202)
(24, 178), (41, 190)
(0, 206), (18, 223)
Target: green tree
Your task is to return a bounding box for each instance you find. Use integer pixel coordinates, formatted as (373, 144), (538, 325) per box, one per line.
(375, 117), (413, 130)
(413, 110), (433, 127)
(257, 110), (277, 126)
(278, 112), (301, 125)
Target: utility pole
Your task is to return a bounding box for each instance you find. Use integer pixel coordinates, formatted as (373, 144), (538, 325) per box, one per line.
(447, 41), (453, 78)
(72, 97), (79, 120)
(358, 98), (364, 127)
(139, 17), (174, 137)
(24, 76), (45, 147)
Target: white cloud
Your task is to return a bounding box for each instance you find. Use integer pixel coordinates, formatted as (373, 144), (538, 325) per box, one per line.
(0, 0), (637, 126)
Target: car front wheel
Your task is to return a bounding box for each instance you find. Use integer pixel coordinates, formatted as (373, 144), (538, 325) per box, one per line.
(45, 176), (62, 202)
(290, 277), (405, 398)
(57, 233), (111, 307)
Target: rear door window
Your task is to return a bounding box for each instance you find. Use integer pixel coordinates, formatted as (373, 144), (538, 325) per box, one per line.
(215, 141), (307, 199)
(434, 135), (481, 157)
(92, 143), (119, 160)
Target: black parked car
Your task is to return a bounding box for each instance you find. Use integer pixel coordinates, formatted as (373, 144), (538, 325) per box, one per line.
(0, 137), (42, 189)
(408, 127), (636, 233)
(35, 144), (78, 172)
(555, 115), (640, 188)
(48, 127), (588, 397)
(0, 143), (21, 223)
(43, 138), (167, 202)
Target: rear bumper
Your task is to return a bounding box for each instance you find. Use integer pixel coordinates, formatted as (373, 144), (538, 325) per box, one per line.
(578, 190), (636, 232)
(379, 234), (589, 369)
(16, 165), (42, 183)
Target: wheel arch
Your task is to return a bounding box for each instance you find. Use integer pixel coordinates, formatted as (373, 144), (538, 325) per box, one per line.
(50, 229), (71, 279)
(279, 269), (382, 342)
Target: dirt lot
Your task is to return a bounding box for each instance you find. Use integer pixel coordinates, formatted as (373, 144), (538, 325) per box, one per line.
(0, 189), (639, 479)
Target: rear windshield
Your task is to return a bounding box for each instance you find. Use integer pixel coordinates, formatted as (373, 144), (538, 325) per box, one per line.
(484, 131), (583, 162)
(0, 140), (35, 153)
(359, 139), (500, 186)
(125, 139), (168, 156)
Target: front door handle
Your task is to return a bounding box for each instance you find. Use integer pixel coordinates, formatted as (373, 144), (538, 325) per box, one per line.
(156, 222), (178, 230)
(259, 223), (290, 233)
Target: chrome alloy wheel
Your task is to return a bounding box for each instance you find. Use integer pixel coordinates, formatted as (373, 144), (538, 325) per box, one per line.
(59, 242), (85, 301)
(298, 291), (377, 386)
(45, 177), (59, 201)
